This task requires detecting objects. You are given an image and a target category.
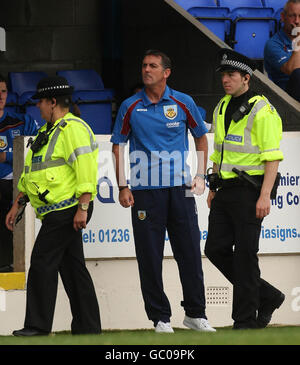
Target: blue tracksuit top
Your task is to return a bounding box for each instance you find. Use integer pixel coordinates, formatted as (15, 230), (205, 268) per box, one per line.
(264, 28), (293, 90)
(111, 86), (208, 190)
(0, 110), (38, 179)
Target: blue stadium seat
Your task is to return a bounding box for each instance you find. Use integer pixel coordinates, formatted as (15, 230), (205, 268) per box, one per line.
(8, 71), (48, 128)
(175, 1), (218, 11)
(56, 69), (114, 134)
(8, 71), (48, 97)
(218, 0), (264, 11)
(57, 69), (105, 91)
(187, 6), (231, 41)
(263, 0), (286, 13)
(218, 0), (273, 17)
(232, 20), (273, 58)
(174, 0), (231, 41)
(176, 1), (275, 57)
(72, 90), (113, 134)
(218, 0), (275, 59)
(5, 92), (18, 113)
(264, 1), (285, 29)
(274, 7), (283, 24)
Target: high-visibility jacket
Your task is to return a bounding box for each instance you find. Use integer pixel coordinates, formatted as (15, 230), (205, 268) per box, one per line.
(210, 94), (284, 179)
(17, 112), (98, 219)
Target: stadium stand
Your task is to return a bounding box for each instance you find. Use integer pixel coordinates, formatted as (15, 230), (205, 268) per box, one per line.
(219, 0), (266, 12)
(57, 69), (105, 91)
(183, 1), (231, 41)
(263, 0), (285, 13)
(174, 0), (277, 59)
(274, 6), (284, 22)
(174, 1), (231, 41)
(8, 71), (48, 128)
(174, 0), (217, 11)
(7, 69), (114, 134)
(264, 0), (285, 29)
(218, 0), (275, 59)
(56, 69), (114, 134)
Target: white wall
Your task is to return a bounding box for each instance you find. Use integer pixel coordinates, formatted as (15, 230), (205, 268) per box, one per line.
(1, 133), (299, 336)
(1, 254), (299, 336)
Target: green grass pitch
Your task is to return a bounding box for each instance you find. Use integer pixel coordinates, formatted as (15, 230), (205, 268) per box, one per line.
(0, 326), (299, 345)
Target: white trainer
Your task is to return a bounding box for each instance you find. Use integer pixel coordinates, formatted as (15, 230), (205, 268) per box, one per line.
(183, 316), (216, 332)
(155, 321), (174, 333)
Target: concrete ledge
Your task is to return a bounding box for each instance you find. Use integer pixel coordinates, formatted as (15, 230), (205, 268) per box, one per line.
(0, 27), (5, 51)
(0, 272), (26, 290)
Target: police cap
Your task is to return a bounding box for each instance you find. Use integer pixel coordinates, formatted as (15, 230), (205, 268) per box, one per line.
(32, 76), (74, 99)
(216, 48), (257, 76)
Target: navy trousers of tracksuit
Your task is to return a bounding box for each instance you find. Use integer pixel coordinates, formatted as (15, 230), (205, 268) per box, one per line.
(131, 185), (207, 326)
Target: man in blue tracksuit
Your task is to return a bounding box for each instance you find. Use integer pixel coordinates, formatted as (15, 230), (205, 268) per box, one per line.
(264, 0), (300, 101)
(111, 50), (215, 333)
(0, 74), (38, 271)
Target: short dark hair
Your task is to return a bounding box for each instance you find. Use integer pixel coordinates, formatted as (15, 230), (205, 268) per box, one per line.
(0, 73), (7, 86)
(46, 95), (81, 117)
(46, 94), (72, 108)
(143, 49), (172, 70)
(239, 70), (248, 78)
(284, 0), (300, 12)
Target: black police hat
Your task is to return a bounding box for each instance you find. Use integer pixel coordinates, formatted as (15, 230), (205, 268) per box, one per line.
(216, 48), (257, 76)
(32, 76), (74, 99)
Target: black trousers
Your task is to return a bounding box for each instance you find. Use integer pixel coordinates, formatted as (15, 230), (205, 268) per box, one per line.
(131, 186), (206, 326)
(24, 203), (101, 334)
(0, 179), (13, 267)
(205, 186), (281, 328)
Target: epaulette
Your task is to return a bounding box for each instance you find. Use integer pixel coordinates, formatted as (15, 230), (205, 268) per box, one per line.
(261, 95), (277, 114)
(58, 120), (69, 130)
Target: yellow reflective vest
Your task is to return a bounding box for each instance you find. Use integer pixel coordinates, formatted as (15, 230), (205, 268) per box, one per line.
(210, 94), (284, 179)
(18, 112), (99, 219)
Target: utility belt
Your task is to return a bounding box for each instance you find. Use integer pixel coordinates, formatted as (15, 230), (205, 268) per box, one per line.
(15, 192), (77, 224)
(207, 168), (280, 200)
(15, 188), (49, 225)
(220, 175), (264, 188)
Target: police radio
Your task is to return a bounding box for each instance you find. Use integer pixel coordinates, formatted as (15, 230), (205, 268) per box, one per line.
(231, 101), (253, 123)
(30, 131), (49, 154)
(30, 123), (60, 154)
(206, 167), (221, 192)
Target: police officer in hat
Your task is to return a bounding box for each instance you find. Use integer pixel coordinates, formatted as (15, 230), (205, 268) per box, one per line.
(204, 49), (285, 329)
(6, 76), (101, 336)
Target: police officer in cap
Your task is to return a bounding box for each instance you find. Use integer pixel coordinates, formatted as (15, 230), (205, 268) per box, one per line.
(6, 76), (101, 336)
(204, 49), (285, 329)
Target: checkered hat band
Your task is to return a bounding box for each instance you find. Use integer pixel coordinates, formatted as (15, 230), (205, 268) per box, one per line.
(37, 85), (70, 93)
(220, 59), (253, 75)
(37, 196), (77, 215)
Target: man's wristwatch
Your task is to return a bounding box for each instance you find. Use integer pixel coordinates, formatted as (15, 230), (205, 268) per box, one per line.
(195, 173), (206, 180)
(78, 202), (89, 211)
